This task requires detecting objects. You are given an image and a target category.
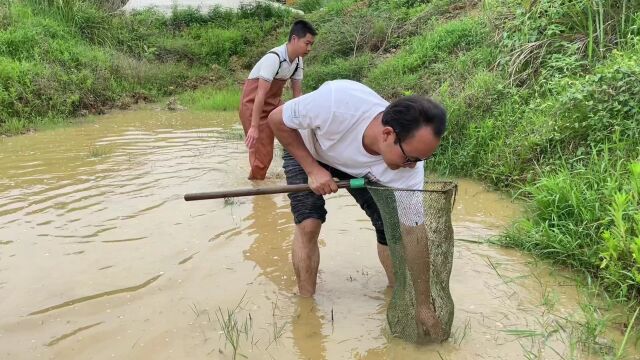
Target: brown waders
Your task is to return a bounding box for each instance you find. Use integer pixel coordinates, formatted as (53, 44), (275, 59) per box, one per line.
(238, 78), (287, 180)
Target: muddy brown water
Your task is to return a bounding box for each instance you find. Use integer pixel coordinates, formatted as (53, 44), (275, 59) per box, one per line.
(0, 106), (633, 359)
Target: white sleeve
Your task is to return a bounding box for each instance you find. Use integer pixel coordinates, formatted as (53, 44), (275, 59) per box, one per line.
(256, 53), (281, 82)
(282, 83), (332, 130)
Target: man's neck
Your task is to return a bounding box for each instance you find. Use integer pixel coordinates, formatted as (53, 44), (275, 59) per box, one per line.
(363, 113), (383, 156)
(285, 43), (297, 62)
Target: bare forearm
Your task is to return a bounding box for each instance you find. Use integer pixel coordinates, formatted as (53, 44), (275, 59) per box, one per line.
(292, 81), (303, 98)
(250, 94), (266, 128)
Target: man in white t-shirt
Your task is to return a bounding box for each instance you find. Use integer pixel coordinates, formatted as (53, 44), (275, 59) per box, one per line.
(239, 20), (316, 180)
(268, 80), (448, 340)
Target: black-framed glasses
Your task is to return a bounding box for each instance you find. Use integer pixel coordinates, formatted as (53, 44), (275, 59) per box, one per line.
(395, 129), (432, 164)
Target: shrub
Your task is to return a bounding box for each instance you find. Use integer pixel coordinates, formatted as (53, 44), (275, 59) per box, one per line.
(366, 16), (488, 97)
(303, 54), (373, 91)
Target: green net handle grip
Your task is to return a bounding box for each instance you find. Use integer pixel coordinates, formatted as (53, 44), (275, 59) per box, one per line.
(350, 178), (366, 188)
(336, 178), (366, 189)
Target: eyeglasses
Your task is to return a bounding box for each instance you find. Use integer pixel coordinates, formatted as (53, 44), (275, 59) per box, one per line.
(395, 129), (432, 164)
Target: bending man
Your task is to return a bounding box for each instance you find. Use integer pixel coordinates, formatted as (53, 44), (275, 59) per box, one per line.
(268, 79), (447, 340)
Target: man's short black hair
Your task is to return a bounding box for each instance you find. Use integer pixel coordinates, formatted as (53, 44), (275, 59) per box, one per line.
(381, 96), (447, 143)
(288, 20), (317, 41)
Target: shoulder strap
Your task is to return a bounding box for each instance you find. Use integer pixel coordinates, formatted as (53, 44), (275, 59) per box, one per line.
(290, 57), (301, 80)
(267, 51), (286, 79)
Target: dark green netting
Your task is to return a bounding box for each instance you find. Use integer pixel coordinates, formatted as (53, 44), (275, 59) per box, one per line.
(368, 181), (456, 343)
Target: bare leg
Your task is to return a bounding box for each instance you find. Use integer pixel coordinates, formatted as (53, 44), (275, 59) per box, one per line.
(377, 243), (395, 288)
(292, 219), (322, 297)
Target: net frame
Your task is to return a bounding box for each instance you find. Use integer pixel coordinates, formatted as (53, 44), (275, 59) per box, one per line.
(368, 181), (457, 343)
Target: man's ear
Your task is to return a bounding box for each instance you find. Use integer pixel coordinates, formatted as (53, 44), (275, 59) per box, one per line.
(381, 126), (394, 142)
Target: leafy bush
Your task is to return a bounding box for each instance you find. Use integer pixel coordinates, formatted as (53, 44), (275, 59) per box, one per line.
(188, 27), (246, 65)
(501, 154), (640, 300)
(293, 0), (325, 13)
(0, 0), (295, 133)
(366, 16), (488, 97)
(550, 45), (640, 148)
(494, 0), (640, 85)
(307, 7), (399, 64)
(304, 54), (373, 91)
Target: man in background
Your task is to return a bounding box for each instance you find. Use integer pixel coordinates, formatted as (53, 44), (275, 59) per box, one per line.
(239, 20), (316, 180)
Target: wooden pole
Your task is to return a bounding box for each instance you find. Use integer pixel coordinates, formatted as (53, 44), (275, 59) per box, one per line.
(184, 180), (355, 201)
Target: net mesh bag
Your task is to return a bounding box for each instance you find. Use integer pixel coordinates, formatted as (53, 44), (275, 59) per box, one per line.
(368, 181), (457, 343)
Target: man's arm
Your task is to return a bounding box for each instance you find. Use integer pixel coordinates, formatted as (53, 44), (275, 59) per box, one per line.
(291, 79), (303, 98)
(245, 79), (271, 149)
(267, 106), (337, 195)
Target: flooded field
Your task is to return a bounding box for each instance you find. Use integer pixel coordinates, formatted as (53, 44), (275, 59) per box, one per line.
(0, 106), (634, 359)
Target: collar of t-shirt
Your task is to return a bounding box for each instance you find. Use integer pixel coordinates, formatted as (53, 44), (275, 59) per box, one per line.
(276, 43), (298, 66)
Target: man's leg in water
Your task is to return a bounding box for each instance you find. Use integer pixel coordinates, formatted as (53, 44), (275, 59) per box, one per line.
(292, 218), (322, 296)
(377, 243), (395, 287)
(283, 151), (328, 296)
(342, 176), (395, 288)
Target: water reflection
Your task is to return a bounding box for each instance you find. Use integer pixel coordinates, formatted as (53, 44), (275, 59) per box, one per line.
(291, 297), (327, 360)
(243, 194), (296, 291)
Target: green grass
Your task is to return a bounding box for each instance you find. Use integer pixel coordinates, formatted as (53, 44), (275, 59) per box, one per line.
(365, 16), (490, 98)
(304, 54), (373, 92)
(393, 1), (640, 305)
(499, 153), (640, 300)
(216, 302), (252, 360)
(0, 0), (294, 134)
(87, 145), (113, 158)
(178, 87), (241, 112)
(617, 306), (640, 359)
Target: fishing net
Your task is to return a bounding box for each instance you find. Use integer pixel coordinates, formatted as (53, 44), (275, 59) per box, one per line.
(368, 181), (457, 343)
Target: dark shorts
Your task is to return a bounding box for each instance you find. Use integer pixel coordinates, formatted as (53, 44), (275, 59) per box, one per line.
(282, 151), (387, 246)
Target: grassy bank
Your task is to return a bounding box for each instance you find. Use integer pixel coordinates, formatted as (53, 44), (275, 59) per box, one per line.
(303, 5), (640, 354)
(178, 86), (241, 111)
(0, 0), (295, 133)
(299, 0), (640, 306)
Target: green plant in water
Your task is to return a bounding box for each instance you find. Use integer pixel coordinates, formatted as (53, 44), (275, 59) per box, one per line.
(215, 295), (252, 360)
(178, 87), (240, 112)
(541, 287), (559, 312)
(450, 317), (471, 346)
(1, 118), (28, 135)
(223, 128), (245, 142)
(266, 299), (287, 349)
(87, 145), (112, 158)
(576, 301), (612, 355)
(615, 306), (639, 359)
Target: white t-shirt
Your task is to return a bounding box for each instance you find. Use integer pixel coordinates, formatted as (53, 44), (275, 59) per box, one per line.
(283, 80), (426, 226)
(282, 80), (424, 190)
(248, 43), (303, 82)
